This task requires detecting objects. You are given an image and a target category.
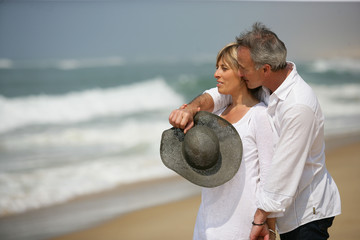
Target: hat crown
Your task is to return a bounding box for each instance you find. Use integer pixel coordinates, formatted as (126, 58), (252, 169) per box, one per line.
(182, 125), (220, 170)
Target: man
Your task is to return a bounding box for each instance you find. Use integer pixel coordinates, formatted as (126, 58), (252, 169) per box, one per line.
(169, 22), (341, 240)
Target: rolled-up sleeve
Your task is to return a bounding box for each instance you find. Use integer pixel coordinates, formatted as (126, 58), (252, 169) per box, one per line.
(257, 105), (316, 213)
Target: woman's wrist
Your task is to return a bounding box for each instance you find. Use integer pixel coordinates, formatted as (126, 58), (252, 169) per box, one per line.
(269, 228), (276, 235)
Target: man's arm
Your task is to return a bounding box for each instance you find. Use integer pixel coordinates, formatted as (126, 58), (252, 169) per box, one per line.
(251, 105), (317, 239)
(250, 209), (271, 240)
(169, 87), (231, 133)
(251, 111), (273, 240)
(169, 93), (214, 133)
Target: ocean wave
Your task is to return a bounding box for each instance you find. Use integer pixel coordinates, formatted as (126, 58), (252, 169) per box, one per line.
(0, 56), (218, 71)
(0, 93), (178, 215)
(0, 78), (184, 133)
(309, 58), (360, 74)
(0, 57), (126, 70)
(0, 119), (169, 154)
(0, 117), (176, 216)
(0, 153), (175, 216)
(56, 57), (125, 70)
(312, 83), (360, 117)
(0, 59), (13, 69)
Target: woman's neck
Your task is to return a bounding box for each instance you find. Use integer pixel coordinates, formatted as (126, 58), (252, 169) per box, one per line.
(221, 90), (259, 124)
(231, 90), (259, 108)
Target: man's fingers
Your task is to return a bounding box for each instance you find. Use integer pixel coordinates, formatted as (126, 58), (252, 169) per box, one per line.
(179, 113), (191, 129)
(168, 107), (197, 132)
(184, 121), (194, 134)
(169, 110), (182, 128)
(169, 110), (177, 126)
(169, 111), (175, 123)
(169, 109), (190, 129)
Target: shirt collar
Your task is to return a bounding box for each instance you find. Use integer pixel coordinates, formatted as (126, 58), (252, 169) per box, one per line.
(271, 62), (297, 101)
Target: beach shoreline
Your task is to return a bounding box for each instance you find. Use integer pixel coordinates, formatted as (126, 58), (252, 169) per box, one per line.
(1, 133), (359, 240)
(0, 175), (200, 240)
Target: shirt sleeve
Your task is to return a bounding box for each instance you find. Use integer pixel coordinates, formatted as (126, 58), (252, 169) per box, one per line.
(203, 87), (232, 112)
(256, 104), (316, 213)
(254, 106), (283, 218)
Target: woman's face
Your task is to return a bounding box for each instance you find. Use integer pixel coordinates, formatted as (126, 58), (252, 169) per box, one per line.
(214, 58), (241, 95)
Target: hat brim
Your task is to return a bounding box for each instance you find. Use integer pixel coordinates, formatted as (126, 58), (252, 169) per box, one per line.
(160, 111), (242, 188)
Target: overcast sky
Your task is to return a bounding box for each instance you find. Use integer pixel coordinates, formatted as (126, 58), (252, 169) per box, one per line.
(0, 0), (359, 62)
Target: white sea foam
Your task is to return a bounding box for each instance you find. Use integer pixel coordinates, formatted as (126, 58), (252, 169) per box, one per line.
(0, 117), (177, 215)
(312, 83), (360, 117)
(0, 57), (126, 70)
(0, 56), (215, 70)
(311, 83), (360, 135)
(2, 122), (152, 149)
(0, 78), (183, 133)
(0, 59), (13, 69)
(310, 58), (360, 74)
(56, 57), (125, 70)
(0, 78), (184, 215)
(0, 154), (175, 216)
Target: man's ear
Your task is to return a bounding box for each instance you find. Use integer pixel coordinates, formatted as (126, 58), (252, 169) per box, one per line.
(263, 64), (272, 76)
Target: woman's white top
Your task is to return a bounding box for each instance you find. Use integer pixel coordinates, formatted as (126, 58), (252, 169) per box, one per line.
(193, 102), (274, 240)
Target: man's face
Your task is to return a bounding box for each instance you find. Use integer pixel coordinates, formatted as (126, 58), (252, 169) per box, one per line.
(237, 46), (264, 89)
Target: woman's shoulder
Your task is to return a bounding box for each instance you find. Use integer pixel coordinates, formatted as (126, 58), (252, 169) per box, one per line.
(213, 106), (226, 116)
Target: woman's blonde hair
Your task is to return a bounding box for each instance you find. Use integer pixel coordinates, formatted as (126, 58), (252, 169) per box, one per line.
(216, 42), (239, 71)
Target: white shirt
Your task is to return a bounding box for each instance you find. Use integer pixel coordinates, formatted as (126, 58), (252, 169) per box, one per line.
(205, 62), (341, 234)
(194, 103), (274, 240)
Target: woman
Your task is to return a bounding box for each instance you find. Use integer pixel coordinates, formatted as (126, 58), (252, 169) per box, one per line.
(193, 43), (277, 240)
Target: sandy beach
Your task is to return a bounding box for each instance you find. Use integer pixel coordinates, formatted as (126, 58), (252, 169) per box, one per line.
(48, 133), (360, 240)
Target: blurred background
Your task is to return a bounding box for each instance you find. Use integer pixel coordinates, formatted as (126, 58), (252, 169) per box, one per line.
(0, 0), (359, 231)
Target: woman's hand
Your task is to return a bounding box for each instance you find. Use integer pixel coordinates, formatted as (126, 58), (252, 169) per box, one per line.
(269, 229), (277, 240)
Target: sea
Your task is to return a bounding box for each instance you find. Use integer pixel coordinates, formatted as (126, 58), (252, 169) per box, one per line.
(0, 57), (360, 217)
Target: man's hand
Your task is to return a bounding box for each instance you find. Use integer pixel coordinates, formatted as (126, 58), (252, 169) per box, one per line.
(250, 224), (270, 240)
(168, 92), (214, 133)
(168, 104), (200, 134)
(250, 208), (271, 240)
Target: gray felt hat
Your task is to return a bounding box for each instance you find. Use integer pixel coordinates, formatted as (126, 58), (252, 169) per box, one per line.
(160, 111), (242, 188)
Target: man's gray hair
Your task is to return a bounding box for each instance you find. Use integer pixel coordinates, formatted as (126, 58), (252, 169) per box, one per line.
(236, 22), (287, 71)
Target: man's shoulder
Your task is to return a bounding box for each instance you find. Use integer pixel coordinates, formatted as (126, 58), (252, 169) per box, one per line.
(275, 75), (320, 120)
(290, 77), (319, 108)
(251, 102), (268, 121)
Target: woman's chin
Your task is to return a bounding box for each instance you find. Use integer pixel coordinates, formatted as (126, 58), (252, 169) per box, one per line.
(217, 86), (226, 95)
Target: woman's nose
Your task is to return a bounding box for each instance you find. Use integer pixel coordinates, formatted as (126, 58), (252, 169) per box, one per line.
(214, 69), (220, 78)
